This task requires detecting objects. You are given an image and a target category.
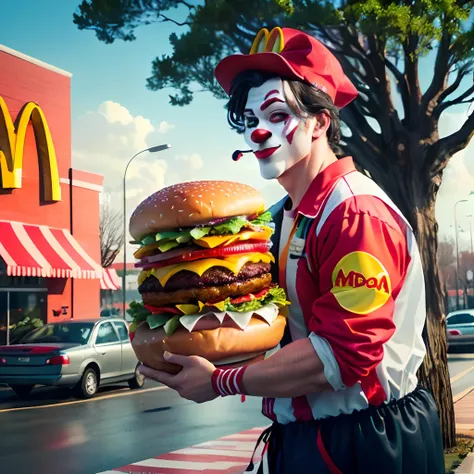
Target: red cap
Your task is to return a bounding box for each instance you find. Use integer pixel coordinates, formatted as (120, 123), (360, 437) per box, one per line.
(214, 27), (358, 109)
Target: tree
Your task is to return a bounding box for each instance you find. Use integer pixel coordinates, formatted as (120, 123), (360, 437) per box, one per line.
(438, 239), (456, 271)
(459, 250), (474, 304)
(438, 239), (456, 287)
(438, 238), (456, 311)
(100, 201), (124, 268)
(74, 0), (474, 446)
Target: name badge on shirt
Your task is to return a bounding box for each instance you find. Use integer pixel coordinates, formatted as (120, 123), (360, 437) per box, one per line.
(289, 235), (306, 259)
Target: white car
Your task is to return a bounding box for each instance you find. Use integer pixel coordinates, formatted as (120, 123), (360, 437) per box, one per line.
(0, 317), (144, 399)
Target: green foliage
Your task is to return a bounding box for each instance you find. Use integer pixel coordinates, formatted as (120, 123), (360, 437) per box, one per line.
(274, 0), (295, 15)
(73, 0), (474, 108)
(339, 0), (471, 55)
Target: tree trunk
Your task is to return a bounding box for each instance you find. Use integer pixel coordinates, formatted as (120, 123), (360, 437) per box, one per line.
(415, 204), (456, 448)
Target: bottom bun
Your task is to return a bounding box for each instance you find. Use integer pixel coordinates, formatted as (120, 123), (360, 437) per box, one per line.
(131, 315), (286, 374)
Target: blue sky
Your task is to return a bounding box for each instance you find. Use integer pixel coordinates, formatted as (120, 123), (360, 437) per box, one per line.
(1, 0), (473, 251)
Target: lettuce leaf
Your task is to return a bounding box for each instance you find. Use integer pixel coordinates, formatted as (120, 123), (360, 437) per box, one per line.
(146, 313), (171, 330)
(213, 216), (248, 235)
(157, 240), (180, 252)
(250, 211), (272, 226)
(163, 314), (181, 335)
(137, 212), (274, 249)
(127, 301), (151, 326)
(224, 287), (291, 312)
(190, 226), (211, 240)
(127, 301), (176, 332)
(155, 231), (184, 241)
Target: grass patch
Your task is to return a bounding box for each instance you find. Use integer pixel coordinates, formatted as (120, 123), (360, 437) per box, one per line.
(445, 435), (474, 473)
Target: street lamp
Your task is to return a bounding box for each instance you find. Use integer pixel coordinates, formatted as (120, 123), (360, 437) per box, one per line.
(467, 215), (473, 254)
(454, 199), (468, 310)
(122, 144), (171, 318)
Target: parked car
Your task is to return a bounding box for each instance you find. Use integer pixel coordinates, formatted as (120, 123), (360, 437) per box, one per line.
(100, 308), (118, 317)
(0, 317), (144, 399)
(446, 309), (474, 351)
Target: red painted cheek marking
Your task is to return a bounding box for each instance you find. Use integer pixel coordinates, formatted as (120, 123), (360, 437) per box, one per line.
(286, 125), (298, 144)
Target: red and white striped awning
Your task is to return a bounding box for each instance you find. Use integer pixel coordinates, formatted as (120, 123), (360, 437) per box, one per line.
(101, 268), (122, 291)
(0, 220), (100, 279)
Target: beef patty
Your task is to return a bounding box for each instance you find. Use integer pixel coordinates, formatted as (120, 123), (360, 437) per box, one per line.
(141, 273), (272, 306)
(138, 262), (271, 293)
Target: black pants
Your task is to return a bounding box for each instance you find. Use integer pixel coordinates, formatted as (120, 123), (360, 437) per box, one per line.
(249, 386), (444, 474)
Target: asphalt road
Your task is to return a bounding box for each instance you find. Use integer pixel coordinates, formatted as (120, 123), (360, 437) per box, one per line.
(0, 354), (473, 474)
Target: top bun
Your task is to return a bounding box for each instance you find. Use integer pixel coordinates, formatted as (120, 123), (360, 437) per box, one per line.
(129, 180), (266, 241)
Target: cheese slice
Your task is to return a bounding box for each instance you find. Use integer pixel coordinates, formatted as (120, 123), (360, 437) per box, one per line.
(193, 228), (273, 249)
(138, 252), (274, 287)
(134, 243), (159, 260)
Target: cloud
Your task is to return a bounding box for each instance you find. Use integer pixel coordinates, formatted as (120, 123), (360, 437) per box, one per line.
(72, 100), (176, 187)
(157, 121), (175, 134)
(71, 102), (219, 258)
(174, 153), (204, 170)
(71, 101), (179, 252)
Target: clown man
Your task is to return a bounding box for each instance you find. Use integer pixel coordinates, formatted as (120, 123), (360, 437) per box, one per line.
(140, 27), (445, 473)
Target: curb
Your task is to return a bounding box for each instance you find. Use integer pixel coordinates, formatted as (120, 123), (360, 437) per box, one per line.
(455, 386), (474, 403)
(455, 453), (474, 473)
(455, 389), (474, 473)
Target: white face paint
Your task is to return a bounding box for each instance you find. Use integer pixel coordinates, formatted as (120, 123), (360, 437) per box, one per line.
(243, 77), (313, 180)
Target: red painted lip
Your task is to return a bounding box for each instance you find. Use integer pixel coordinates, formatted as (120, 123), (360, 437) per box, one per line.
(254, 146), (281, 160)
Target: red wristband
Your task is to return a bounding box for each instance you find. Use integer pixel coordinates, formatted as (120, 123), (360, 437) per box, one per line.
(211, 366), (248, 397)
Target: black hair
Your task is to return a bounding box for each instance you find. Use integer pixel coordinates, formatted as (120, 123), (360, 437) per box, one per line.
(226, 70), (342, 154)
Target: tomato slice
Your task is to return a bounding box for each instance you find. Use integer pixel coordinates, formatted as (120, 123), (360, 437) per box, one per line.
(144, 304), (183, 315)
(252, 288), (271, 299)
(140, 241), (271, 270)
(230, 288), (270, 304)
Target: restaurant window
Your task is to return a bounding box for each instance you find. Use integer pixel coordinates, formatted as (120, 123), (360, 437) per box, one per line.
(0, 261), (48, 344)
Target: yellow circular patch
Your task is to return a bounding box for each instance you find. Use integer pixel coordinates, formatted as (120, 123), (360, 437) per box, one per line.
(331, 251), (391, 314)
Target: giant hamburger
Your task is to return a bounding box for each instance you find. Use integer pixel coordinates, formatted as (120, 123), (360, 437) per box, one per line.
(128, 180), (289, 374)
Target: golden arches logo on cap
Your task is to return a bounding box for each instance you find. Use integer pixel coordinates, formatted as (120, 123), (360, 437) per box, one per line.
(330, 252), (391, 314)
(250, 27), (285, 55)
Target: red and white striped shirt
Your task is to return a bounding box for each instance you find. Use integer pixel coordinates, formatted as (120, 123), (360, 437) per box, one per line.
(262, 157), (426, 423)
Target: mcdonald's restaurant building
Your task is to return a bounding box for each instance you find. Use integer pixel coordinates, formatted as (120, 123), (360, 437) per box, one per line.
(0, 45), (121, 345)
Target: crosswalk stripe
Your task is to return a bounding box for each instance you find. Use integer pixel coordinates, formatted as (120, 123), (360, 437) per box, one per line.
(196, 440), (258, 450)
(97, 426), (265, 474)
(172, 448), (254, 458)
(132, 459), (245, 469)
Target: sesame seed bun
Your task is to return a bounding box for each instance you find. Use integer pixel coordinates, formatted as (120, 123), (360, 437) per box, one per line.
(129, 180), (267, 241)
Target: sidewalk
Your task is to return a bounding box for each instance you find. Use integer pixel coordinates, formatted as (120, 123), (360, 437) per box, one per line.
(455, 388), (474, 473)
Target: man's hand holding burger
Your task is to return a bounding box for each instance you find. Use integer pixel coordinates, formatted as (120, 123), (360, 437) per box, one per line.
(139, 352), (218, 404)
(140, 338), (333, 403)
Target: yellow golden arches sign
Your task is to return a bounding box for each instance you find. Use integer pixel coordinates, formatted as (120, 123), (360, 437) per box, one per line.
(0, 96), (61, 202)
(250, 27), (285, 55)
